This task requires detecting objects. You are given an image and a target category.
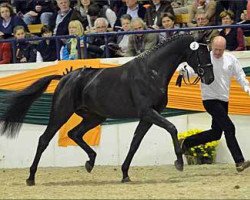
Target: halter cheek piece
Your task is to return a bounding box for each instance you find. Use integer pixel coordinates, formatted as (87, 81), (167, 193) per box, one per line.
(176, 42), (211, 87)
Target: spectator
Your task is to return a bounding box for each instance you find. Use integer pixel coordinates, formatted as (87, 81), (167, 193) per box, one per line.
(114, 0), (146, 28)
(13, 25), (36, 63)
(0, 33), (11, 64)
(219, 10), (245, 51)
(171, 0), (193, 15)
(188, 0), (216, 27)
(87, 2), (117, 29)
(36, 25), (57, 62)
(61, 20), (84, 60)
(158, 12), (180, 43)
(0, 3), (29, 37)
(191, 10), (219, 44)
(215, 0), (246, 25)
(70, 0), (93, 30)
(239, 2), (250, 37)
(87, 17), (116, 58)
(125, 17), (158, 57)
(113, 14), (132, 57)
(48, 0), (74, 36)
(110, 0), (125, 15)
(13, 0), (27, 16)
(22, 0), (55, 26)
(144, 0), (174, 29)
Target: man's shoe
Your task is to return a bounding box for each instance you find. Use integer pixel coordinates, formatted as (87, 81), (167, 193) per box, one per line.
(236, 160), (250, 172)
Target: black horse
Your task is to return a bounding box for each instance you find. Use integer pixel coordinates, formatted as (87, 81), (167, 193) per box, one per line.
(0, 34), (214, 186)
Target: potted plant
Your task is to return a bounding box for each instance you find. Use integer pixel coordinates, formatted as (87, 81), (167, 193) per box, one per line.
(178, 129), (219, 165)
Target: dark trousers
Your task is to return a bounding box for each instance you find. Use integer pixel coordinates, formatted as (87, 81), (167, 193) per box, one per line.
(184, 99), (244, 164)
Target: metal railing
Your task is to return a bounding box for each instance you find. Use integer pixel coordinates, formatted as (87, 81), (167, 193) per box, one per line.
(1, 23), (250, 63)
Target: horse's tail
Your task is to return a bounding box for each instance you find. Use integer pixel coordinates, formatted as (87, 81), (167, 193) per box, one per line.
(0, 75), (62, 138)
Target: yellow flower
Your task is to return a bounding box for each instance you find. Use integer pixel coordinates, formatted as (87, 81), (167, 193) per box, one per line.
(178, 129), (219, 165)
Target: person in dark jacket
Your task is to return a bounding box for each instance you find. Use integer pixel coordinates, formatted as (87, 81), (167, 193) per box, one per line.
(13, 26), (36, 63)
(22, 0), (55, 25)
(48, 0), (74, 36)
(144, 0), (174, 29)
(114, 0), (146, 28)
(36, 25), (57, 62)
(0, 3), (29, 37)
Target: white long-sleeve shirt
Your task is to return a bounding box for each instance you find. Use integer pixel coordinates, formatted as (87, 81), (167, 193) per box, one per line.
(178, 51), (250, 102)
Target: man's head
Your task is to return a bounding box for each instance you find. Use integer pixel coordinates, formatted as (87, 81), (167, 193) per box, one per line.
(211, 36), (226, 59)
(94, 17), (108, 33)
(56, 0), (70, 13)
(131, 17), (146, 36)
(195, 10), (209, 27)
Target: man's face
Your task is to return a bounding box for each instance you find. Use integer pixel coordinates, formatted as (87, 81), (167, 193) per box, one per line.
(196, 14), (209, 27)
(57, 0), (70, 12)
(95, 21), (107, 33)
(132, 21), (144, 36)
(212, 41), (225, 59)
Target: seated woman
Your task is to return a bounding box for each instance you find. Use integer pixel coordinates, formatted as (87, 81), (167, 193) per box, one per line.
(158, 12), (179, 43)
(0, 3), (29, 37)
(61, 20), (85, 60)
(13, 25), (37, 63)
(219, 10), (245, 51)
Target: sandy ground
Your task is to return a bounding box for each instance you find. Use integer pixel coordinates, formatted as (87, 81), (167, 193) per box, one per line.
(0, 164), (250, 199)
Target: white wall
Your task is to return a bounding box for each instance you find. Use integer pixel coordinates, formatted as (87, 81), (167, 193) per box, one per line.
(0, 113), (249, 168)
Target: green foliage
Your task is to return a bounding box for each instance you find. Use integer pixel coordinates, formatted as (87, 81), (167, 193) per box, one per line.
(178, 129), (219, 165)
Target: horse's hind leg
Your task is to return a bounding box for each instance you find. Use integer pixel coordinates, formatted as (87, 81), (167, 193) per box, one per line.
(68, 113), (105, 173)
(26, 110), (73, 186)
(142, 109), (184, 171)
(121, 120), (152, 183)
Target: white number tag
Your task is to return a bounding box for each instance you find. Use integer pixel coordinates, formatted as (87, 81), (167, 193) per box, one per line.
(190, 42), (199, 51)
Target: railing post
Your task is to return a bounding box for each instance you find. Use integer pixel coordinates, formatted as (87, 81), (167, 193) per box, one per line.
(104, 35), (109, 58)
(83, 35), (88, 59)
(55, 38), (61, 61)
(11, 40), (16, 63)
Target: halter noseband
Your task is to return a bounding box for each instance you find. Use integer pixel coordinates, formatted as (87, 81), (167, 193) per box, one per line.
(175, 42), (210, 87)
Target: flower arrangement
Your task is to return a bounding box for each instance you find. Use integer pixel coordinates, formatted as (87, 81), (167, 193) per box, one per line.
(178, 129), (219, 165)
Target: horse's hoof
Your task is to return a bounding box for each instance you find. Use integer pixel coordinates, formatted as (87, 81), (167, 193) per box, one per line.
(121, 176), (131, 183)
(85, 161), (94, 173)
(26, 179), (35, 186)
(174, 160), (184, 171)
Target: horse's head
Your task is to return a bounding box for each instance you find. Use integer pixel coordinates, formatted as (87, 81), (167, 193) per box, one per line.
(186, 40), (214, 85)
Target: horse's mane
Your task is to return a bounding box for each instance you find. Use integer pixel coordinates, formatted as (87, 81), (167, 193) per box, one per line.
(136, 33), (193, 60)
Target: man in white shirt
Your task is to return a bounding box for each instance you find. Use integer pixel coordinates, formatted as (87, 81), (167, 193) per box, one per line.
(180, 36), (250, 172)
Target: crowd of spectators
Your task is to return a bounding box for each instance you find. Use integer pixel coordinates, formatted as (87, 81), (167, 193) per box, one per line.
(0, 0), (249, 64)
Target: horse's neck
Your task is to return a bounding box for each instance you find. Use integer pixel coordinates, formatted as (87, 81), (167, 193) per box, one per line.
(148, 53), (183, 86)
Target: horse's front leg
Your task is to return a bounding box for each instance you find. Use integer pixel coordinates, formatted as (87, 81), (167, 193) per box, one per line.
(142, 109), (184, 171)
(121, 120), (152, 183)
